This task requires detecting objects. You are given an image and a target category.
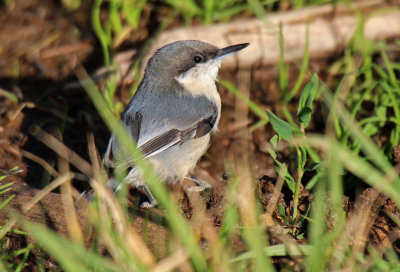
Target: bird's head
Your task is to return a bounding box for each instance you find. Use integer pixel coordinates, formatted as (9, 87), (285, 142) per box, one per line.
(145, 40), (249, 88)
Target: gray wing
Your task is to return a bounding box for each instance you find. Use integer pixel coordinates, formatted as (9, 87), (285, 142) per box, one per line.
(104, 88), (218, 167)
(138, 105), (218, 158)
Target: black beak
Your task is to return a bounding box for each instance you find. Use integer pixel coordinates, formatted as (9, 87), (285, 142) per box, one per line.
(216, 43), (250, 60)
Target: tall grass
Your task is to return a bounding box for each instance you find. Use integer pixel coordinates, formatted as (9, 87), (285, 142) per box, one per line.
(1, 1), (399, 271)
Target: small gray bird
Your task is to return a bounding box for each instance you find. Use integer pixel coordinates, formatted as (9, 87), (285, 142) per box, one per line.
(104, 40), (249, 207)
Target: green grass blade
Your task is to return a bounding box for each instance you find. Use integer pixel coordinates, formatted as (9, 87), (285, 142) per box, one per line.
(92, 0), (110, 67)
(322, 86), (397, 178)
(0, 195), (15, 210)
(219, 78), (269, 121)
(300, 136), (400, 204)
(285, 21), (310, 103)
(279, 23), (289, 95)
(13, 213), (125, 272)
(381, 50), (399, 89)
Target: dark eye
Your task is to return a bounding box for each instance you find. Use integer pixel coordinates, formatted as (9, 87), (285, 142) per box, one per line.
(193, 55), (203, 63)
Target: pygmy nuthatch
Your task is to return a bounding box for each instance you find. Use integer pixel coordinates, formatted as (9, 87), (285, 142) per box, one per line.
(104, 40), (249, 207)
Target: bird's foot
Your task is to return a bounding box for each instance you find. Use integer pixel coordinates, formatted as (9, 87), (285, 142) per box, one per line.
(186, 176), (212, 192)
(139, 200), (158, 208)
(139, 185), (158, 208)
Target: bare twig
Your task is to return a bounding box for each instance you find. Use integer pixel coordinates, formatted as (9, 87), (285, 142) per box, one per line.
(31, 126), (93, 177)
(21, 149), (60, 178)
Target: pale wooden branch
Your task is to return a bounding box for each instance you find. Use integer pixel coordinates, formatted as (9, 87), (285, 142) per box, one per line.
(150, 0), (400, 70)
(65, 1), (399, 89)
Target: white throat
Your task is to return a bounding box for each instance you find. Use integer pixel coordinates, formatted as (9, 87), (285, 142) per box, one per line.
(174, 59), (222, 106)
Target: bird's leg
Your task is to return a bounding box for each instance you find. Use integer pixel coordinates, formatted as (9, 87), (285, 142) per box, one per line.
(76, 178), (120, 206)
(124, 167), (157, 208)
(138, 185), (158, 208)
(186, 176), (212, 192)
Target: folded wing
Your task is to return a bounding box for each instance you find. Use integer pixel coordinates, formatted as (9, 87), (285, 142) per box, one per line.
(104, 91), (219, 169)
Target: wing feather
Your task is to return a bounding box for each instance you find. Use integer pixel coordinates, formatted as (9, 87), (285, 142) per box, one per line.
(106, 89), (219, 169)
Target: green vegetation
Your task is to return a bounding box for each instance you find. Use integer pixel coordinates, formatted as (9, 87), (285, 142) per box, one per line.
(1, 0), (399, 271)
(0, 169), (35, 272)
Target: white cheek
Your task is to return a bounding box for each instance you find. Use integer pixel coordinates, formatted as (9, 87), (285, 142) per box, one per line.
(175, 59), (222, 85)
(175, 59), (222, 107)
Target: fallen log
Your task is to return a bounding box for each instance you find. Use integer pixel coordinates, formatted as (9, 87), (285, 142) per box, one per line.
(150, 0), (400, 70)
(66, 1), (400, 87)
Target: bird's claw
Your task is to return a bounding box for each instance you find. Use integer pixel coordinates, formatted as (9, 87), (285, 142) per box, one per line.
(186, 176), (212, 192)
(140, 200), (157, 208)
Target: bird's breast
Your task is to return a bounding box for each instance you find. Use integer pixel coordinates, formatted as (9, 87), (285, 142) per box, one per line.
(178, 80), (222, 119)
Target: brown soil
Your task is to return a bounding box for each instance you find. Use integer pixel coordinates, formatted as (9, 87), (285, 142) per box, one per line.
(0, 0), (399, 270)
